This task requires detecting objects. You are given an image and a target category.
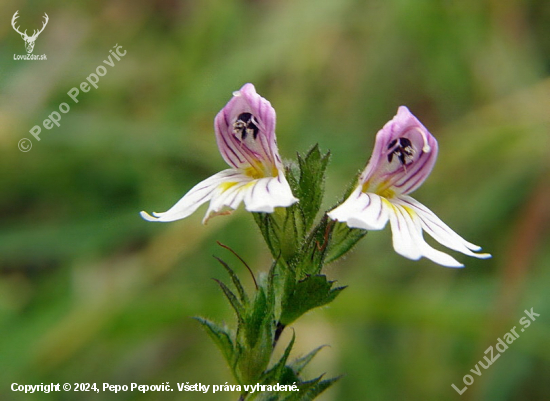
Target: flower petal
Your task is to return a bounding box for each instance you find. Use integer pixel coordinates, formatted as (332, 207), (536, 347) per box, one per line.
(202, 170), (298, 223)
(327, 189), (389, 230)
(396, 195), (491, 259)
(214, 83), (283, 176)
(360, 106), (438, 196)
(387, 202), (464, 268)
(141, 167), (298, 224)
(244, 172), (298, 212)
(140, 169), (244, 222)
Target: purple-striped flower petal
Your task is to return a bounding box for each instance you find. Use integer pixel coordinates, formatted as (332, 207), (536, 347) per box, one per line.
(328, 106), (491, 267)
(327, 187), (389, 230)
(214, 83), (283, 176)
(360, 106), (438, 197)
(140, 169), (243, 223)
(395, 196), (491, 259)
(141, 84), (297, 224)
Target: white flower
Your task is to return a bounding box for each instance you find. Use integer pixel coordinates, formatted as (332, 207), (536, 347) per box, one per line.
(140, 83), (298, 224)
(328, 106), (491, 267)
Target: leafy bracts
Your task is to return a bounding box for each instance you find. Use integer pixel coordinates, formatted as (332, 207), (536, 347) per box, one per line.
(196, 251), (339, 400)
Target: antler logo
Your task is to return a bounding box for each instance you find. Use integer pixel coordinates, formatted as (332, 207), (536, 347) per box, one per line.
(11, 11), (49, 53)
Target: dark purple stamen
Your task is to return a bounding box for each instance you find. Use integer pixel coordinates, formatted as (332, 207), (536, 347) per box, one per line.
(233, 112), (259, 140)
(387, 137), (415, 166)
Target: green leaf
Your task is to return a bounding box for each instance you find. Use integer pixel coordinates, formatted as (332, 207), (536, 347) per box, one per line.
(290, 345), (327, 374)
(261, 331), (296, 384)
(236, 286), (275, 383)
(243, 288), (270, 348)
(214, 256), (249, 306)
(254, 207), (303, 264)
(253, 145), (330, 266)
(265, 257), (280, 321)
(194, 317), (234, 367)
(280, 275), (345, 325)
(290, 215), (332, 276)
(214, 279), (245, 323)
(325, 222), (367, 264)
(253, 212), (280, 259)
(283, 375), (341, 401)
(280, 206), (303, 261)
(296, 145), (330, 231)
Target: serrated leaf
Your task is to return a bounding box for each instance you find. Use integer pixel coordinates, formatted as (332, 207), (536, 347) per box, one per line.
(291, 215), (332, 276)
(266, 256), (278, 295)
(325, 222), (367, 264)
(194, 317), (234, 367)
(214, 279), (245, 322)
(237, 297), (274, 383)
(297, 145), (330, 231)
(280, 206), (303, 261)
(243, 288), (270, 348)
(254, 208), (300, 263)
(214, 256), (249, 306)
(282, 375), (341, 401)
(280, 275), (345, 325)
(280, 375), (322, 401)
(264, 257), (280, 321)
(279, 365), (300, 385)
(262, 331), (295, 384)
(290, 345), (327, 374)
(253, 212), (280, 259)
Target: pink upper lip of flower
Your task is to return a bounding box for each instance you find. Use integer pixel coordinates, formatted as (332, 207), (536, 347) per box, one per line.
(214, 83), (282, 173)
(360, 106), (438, 196)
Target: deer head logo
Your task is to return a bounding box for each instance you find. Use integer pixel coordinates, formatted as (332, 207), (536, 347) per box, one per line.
(11, 11), (49, 53)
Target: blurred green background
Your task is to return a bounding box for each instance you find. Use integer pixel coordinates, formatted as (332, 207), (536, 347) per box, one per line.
(1, 0), (549, 400)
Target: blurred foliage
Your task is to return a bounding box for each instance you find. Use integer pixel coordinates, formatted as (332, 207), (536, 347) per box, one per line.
(1, 0), (549, 400)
